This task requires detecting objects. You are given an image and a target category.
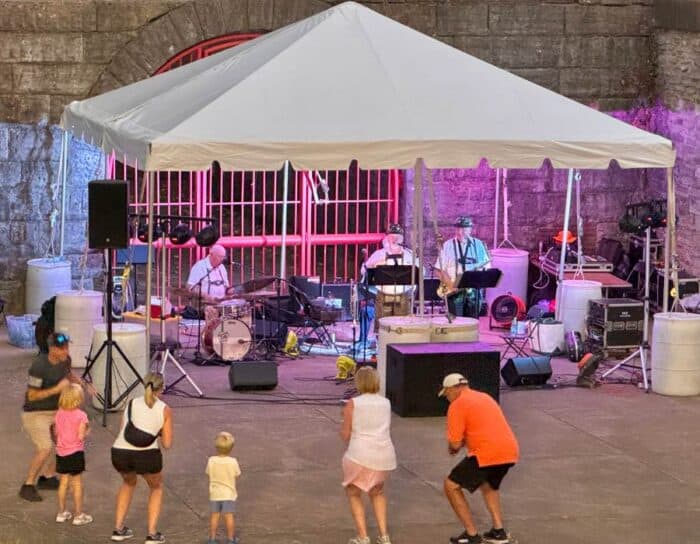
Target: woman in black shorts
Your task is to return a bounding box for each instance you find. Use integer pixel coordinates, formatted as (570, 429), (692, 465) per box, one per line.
(110, 373), (173, 543)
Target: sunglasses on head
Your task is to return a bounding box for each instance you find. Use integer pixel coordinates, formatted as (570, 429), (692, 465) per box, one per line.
(52, 333), (70, 346)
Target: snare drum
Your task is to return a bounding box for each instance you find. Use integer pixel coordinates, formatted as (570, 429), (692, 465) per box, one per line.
(217, 299), (251, 320)
(212, 319), (252, 361)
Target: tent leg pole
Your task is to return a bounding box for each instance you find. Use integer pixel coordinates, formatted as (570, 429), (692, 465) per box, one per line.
(493, 168), (500, 249)
(556, 169), (574, 320)
(280, 161), (290, 281)
(145, 171), (155, 358)
(664, 166), (677, 313)
(59, 131), (69, 257)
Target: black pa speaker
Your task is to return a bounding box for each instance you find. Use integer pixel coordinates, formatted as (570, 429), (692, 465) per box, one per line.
(228, 360), (278, 390)
(386, 342), (501, 417)
(501, 356), (552, 387)
(88, 180), (129, 249)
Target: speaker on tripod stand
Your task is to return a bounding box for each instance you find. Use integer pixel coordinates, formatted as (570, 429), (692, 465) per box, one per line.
(82, 180), (144, 426)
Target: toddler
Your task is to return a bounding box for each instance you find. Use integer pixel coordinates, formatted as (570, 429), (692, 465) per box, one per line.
(206, 431), (241, 544)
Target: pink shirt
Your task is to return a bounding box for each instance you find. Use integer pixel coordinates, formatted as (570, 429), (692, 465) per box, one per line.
(54, 408), (88, 457)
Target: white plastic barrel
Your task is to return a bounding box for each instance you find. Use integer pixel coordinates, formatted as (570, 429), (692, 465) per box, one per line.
(485, 248), (529, 308)
(556, 280), (602, 337)
(88, 323), (148, 410)
(430, 316), (479, 343)
(651, 312), (700, 396)
(26, 258), (72, 315)
(377, 316), (431, 397)
(55, 290), (104, 369)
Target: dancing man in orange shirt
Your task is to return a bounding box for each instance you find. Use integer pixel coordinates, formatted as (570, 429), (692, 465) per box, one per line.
(439, 374), (519, 544)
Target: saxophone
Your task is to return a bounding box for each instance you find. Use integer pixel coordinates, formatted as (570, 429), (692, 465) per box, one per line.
(350, 278), (358, 326)
(436, 258), (491, 298)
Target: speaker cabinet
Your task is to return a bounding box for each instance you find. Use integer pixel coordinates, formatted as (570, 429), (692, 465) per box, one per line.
(228, 360), (278, 390)
(88, 180), (129, 249)
(386, 342), (500, 417)
(501, 356), (552, 387)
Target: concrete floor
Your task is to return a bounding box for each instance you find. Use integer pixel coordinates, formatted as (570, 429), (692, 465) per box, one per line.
(1, 320), (699, 544)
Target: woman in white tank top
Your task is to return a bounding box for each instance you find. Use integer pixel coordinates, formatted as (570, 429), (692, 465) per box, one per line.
(341, 367), (397, 544)
(110, 372), (173, 544)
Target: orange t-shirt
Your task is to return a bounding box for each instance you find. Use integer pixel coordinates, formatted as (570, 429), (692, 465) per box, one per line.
(446, 388), (519, 467)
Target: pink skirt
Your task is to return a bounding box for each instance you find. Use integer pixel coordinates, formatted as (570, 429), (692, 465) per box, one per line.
(342, 456), (390, 492)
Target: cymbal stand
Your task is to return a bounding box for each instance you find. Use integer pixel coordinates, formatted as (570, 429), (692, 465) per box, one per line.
(153, 230), (203, 396)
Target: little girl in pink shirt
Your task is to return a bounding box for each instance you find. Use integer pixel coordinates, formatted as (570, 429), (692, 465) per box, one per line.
(54, 384), (92, 525)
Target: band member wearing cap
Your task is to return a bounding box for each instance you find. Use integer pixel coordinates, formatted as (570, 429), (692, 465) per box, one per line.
(439, 373), (519, 544)
(361, 224), (419, 334)
(187, 244), (231, 305)
(434, 216), (491, 319)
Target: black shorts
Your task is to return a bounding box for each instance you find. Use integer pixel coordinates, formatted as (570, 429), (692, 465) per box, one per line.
(56, 451), (85, 475)
(448, 456), (514, 493)
(111, 448), (163, 475)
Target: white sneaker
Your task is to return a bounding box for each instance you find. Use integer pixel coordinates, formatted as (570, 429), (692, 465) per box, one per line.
(55, 511), (72, 523)
(72, 512), (94, 526)
(348, 537), (370, 544)
(376, 536), (392, 544)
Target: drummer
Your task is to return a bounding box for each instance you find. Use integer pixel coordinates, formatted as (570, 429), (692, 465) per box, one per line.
(187, 244), (232, 305)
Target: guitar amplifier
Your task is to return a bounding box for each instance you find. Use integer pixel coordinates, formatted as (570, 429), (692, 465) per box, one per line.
(586, 298), (643, 349)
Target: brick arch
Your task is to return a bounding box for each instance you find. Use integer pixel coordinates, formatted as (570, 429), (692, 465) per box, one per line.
(90, 0), (329, 96)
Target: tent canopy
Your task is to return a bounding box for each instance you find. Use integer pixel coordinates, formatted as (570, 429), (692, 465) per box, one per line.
(61, 1), (675, 172)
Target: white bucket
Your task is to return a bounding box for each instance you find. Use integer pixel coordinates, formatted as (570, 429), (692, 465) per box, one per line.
(429, 316), (479, 343)
(89, 323), (148, 410)
(55, 290), (104, 369)
(556, 280), (602, 337)
(26, 258), (72, 315)
(377, 316), (431, 397)
(485, 248), (529, 309)
(651, 312), (700, 396)
(528, 320), (565, 354)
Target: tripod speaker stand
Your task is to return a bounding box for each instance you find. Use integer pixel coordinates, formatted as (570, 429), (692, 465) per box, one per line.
(83, 180), (143, 426)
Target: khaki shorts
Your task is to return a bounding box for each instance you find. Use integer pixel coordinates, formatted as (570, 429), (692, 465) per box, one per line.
(21, 411), (56, 451)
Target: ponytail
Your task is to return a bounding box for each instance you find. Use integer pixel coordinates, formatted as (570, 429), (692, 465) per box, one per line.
(142, 372), (164, 408)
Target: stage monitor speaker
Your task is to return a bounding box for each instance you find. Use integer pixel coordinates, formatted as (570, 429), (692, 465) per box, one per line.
(88, 180), (129, 249)
(228, 360), (278, 390)
(501, 356), (552, 387)
(254, 319), (288, 348)
(386, 342), (500, 417)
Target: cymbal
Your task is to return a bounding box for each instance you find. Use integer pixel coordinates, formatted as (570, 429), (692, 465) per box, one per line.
(233, 290), (276, 301)
(239, 276), (276, 293)
(169, 287), (195, 299)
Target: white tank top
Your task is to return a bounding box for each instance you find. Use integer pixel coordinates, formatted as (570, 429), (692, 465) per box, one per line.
(344, 394), (397, 471)
(113, 396), (166, 451)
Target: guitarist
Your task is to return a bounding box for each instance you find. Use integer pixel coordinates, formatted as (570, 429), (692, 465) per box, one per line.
(435, 216), (491, 319)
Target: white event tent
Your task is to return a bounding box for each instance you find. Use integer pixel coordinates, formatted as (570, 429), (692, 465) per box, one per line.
(60, 1), (678, 346)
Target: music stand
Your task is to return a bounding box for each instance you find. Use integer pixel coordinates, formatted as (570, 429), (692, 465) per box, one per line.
(455, 269), (502, 319)
(367, 264), (421, 316)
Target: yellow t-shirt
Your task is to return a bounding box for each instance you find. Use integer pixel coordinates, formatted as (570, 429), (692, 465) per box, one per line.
(206, 455), (241, 501)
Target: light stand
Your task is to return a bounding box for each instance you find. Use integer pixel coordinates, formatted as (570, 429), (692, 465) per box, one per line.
(83, 248), (143, 426)
(601, 226), (651, 391)
(153, 228), (203, 396)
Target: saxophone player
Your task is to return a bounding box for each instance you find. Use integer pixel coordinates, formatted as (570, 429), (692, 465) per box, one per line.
(434, 216), (491, 319)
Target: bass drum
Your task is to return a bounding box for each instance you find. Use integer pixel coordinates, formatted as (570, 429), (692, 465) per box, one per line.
(208, 318), (252, 361)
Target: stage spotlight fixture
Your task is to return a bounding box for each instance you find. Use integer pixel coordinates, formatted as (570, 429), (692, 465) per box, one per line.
(137, 221), (163, 243)
(195, 223), (219, 247)
(168, 222), (192, 245)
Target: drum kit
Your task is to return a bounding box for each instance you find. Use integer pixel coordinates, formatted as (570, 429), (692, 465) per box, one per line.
(170, 276), (280, 363)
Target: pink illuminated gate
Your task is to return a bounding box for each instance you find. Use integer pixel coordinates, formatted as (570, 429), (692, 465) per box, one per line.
(109, 35), (401, 292)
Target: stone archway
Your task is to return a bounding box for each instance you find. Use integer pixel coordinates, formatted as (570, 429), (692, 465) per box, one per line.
(90, 0), (330, 96)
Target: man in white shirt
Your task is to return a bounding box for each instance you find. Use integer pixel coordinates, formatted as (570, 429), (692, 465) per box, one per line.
(187, 244), (230, 305)
(434, 217), (491, 318)
(361, 224), (419, 333)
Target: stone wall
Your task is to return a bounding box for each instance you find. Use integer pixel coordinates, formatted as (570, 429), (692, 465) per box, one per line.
(649, 0), (700, 276)
(0, 0), (690, 312)
(1, 0), (655, 122)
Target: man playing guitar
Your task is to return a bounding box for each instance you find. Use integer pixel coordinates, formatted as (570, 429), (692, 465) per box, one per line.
(434, 216), (491, 319)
